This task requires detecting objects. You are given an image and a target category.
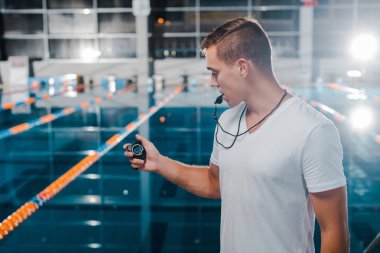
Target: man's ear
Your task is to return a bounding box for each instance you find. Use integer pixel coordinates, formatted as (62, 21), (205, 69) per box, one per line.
(236, 58), (249, 77)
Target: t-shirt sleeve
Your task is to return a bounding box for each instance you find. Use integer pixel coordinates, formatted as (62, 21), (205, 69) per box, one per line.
(210, 126), (219, 166)
(301, 122), (346, 193)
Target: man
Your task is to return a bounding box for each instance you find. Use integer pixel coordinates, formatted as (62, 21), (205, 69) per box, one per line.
(124, 17), (349, 252)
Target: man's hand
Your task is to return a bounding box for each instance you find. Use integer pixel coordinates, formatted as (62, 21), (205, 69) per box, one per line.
(123, 134), (162, 172)
(124, 134), (220, 199)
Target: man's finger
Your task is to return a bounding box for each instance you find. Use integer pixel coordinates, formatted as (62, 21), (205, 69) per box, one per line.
(132, 159), (145, 166)
(131, 164), (140, 169)
(135, 134), (147, 145)
(124, 151), (134, 157)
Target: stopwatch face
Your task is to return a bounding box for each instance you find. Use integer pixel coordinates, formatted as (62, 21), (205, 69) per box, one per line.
(132, 144), (143, 155)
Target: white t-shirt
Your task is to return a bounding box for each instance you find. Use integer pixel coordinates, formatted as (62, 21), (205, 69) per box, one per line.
(210, 96), (346, 253)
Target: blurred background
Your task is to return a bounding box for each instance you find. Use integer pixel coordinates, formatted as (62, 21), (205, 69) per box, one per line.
(0, 0), (379, 252)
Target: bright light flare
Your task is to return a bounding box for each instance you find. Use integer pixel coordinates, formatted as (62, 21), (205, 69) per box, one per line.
(350, 34), (377, 61)
(346, 93), (367, 100)
(80, 48), (101, 60)
(346, 70), (362, 78)
(349, 106), (374, 131)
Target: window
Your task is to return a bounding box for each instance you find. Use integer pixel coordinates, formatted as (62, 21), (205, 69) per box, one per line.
(270, 36), (298, 57)
(4, 39), (44, 59)
(97, 0), (132, 8)
(260, 10), (299, 32)
(200, 0), (247, 6)
(200, 11), (247, 32)
(153, 37), (196, 58)
(153, 12), (196, 33)
(98, 13), (136, 33)
(3, 14), (43, 34)
(48, 13), (96, 34)
(151, 0), (196, 7)
(313, 33), (350, 58)
(357, 6), (380, 31)
(314, 8), (352, 33)
(99, 38), (137, 58)
(317, 0), (353, 4)
(4, 0), (42, 9)
(49, 39), (95, 59)
(47, 0), (92, 9)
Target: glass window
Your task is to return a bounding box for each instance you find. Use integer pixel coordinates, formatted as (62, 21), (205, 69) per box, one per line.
(167, 0), (196, 7)
(314, 7), (353, 33)
(200, 11), (247, 32)
(3, 14), (43, 34)
(357, 6), (380, 31)
(99, 38), (137, 58)
(97, 0), (132, 8)
(49, 39), (95, 59)
(259, 10), (299, 32)
(48, 13), (96, 34)
(261, 10), (297, 20)
(252, 0), (298, 4)
(200, 0), (247, 6)
(152, 37), (196, 58)
(4, 0), (42, 9)
(317, 0), (353, 4)
(313, 33), (349, 58)
(151, 0), (196, 7)
(270, 36), (298, 57)
(47, 0), (92, 9)
(98, 13), (136, 33)
(152, 11), (196, 33)
(4, 39), (44, 59)
(359, 0), (380, 3)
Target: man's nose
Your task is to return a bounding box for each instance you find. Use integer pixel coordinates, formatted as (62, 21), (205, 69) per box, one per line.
(210, 77), (218, 87)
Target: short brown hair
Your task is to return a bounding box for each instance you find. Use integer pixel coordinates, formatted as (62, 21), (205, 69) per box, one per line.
(201, 17), (272, 73)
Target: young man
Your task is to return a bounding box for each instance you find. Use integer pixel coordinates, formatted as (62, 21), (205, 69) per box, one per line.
(124, 17), (349, 252)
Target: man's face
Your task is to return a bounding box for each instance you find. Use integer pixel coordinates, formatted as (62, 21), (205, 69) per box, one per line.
(205, 45), (244, 107)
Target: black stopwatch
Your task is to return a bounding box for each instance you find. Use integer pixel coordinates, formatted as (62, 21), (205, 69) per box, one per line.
(126, 140), (146, 161)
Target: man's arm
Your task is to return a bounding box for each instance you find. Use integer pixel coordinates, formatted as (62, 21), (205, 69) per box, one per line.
(156, 156), (221, 199)
(310, 186), (350, 253)
(124, 134), (221, 199)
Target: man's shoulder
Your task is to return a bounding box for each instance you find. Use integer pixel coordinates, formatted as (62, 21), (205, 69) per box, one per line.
(289, 96), (333, 127)
(280, 97), (337, 142)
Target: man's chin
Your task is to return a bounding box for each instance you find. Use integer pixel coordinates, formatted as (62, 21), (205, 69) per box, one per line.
(227, 101), (237, 107)
(228, 100), (243, 108)
(223, 96), (240, 107)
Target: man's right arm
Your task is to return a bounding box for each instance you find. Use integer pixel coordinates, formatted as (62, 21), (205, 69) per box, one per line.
(157, 156), (221, 199)
(124, 134), (221, 199)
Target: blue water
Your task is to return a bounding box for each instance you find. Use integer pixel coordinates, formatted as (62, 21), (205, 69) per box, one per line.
(0, 86), (379, 252)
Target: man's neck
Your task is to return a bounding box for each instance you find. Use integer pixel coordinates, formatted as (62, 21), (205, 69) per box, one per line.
(244, 77), (287, 117)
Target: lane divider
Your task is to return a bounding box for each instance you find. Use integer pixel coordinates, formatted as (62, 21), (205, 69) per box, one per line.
(0, 84), (185, 240)
(285, 85), (380, 145)
(0, 85), (135, 140)
(1, 83), (114, 112)
(325, 82), (380, 102)
(0, 89), (69, 112)
(1, 86), (39, 96)
(326, 83), (362, 95)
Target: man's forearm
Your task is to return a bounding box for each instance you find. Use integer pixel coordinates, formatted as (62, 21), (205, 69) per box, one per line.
(156, 155), (220, 199)
(320, 229), (350, 253)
